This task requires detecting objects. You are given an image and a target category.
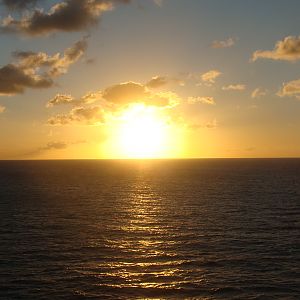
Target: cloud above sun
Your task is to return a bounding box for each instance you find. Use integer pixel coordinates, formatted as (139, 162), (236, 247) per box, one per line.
(46, 78), (181, 126)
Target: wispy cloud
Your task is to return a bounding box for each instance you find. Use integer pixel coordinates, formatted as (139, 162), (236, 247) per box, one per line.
(25, 140), (86, 156)
(222, 84), (246, 91)
(48, 106), (107, 126)
(277, 79), (300, 99)
(187, 96), (216, 105)
(188, 119), (217, 130)
(201, 70), (222, 85)
(146, 75), (185, 88)
(252, 36), (300, 62)
(251, 87), (267, 99)
(46, 91), (102, 107)
(211, 37), (235, 49)
(153, 0), (163, 7)
(146, 76), (168, 88)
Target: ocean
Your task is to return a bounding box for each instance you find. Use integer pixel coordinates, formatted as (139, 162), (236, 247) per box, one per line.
(0, 159), (299, 299)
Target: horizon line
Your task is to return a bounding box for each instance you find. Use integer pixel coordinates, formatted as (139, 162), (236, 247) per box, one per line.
(1, 157), (300, 162)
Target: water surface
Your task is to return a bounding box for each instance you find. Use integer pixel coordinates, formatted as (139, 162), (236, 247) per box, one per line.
(1, 159), (299, 299)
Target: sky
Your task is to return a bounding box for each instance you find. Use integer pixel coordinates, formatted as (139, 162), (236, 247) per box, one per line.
(0, 0), (300, 159)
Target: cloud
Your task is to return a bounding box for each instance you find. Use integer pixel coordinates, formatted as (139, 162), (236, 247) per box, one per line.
(24, 141), (67, 157)
(211, 37), (235, 49)
(251, 87), (267, 98)
(1, 0), (41, 9)
(277, 79), (300, 99)
(25, 140), (86, 156)
(0, 105), (5, 113)
(147, 91), (180, 108)
(46, 91), (102, 107)
(41, 141), (68, 150)
(1, 0), (130, 36)
(188, 119), (217, 130)
(153, 0), (163, 7)
(0, 38), (87, 96)
(15, 38), (88, 77)
(46, 94), (74, 107)
(103, 81), (149, 104)
(146, 76), (168, 88)
(47, 77), (181, 125)
(252, 36), (300, 62)
(187, 96), (216, 105)
(222, 84), (246, 91)
(201, 70), (222, 84)
(47, 105), (106, 125)
(0, 64), (53, 95)
(102, 81), (178, 107)
(146, 75), (185, 88)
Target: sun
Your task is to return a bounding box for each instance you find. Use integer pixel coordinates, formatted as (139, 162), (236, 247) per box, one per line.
(116, 104), (170, 158)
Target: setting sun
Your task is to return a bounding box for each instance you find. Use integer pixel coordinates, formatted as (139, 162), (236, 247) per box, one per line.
(116, 104), (169, 158)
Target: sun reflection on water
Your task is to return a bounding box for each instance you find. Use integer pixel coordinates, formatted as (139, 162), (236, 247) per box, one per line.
(101, 173), (190, 293)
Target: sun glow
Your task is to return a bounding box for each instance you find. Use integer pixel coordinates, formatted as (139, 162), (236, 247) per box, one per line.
(116, 104), (169, 158)
(102, 104), (184, 159)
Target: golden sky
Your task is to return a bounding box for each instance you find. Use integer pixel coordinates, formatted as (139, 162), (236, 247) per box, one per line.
(0, 0), (300, 159)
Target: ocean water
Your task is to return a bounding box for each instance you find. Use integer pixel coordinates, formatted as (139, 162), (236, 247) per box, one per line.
(0, 159), (299, 299)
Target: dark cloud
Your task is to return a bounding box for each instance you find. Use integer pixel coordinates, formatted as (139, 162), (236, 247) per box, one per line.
(1, 0), (41, 9)
(102, 81), (149, 104)
(1, 0), (131, 36)
(0, 64), (53, 95)
(0, 38), (87, 96)
(102, 81), (179, 107)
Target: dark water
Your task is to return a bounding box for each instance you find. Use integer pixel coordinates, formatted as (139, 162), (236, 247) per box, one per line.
(0, 159), (299, 299)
